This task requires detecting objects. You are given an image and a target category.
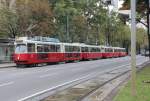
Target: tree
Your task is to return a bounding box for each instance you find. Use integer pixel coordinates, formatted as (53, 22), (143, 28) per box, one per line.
(0, 7), (19, 38)
(122, 0), (150, 56)
(16, 0), (55, 36)
(136, 28), (147, 54)
(0, 0), (55, 37)
(0, 0), (143, 50)
(53, 0), (79, 42)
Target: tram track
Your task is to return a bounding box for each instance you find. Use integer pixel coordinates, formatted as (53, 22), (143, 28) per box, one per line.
(0, 56), (148, 101)
(40, 61), (148, 101)
(18, 63), (131, 101)
(80, 69), (130, 101)
(40, 66), (130, 101)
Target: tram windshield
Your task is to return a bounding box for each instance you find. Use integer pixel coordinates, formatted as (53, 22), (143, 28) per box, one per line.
(15, 44), (27, 53)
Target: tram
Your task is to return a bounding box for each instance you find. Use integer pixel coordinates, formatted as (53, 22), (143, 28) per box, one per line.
(13, 37), (127, 67)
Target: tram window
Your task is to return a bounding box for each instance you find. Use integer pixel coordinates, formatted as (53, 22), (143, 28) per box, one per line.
(85, 47), (89, 52)
(105, 48), (112, 52)
(109, 48), (113, 52)
(27, 43), (35, 52)
(65, 45), (80, 52)
(77, 46), (80, 52)
(81, 47), (85, 52)
(89, 48), (92, 52)
(91, 48), (97, 52)
(101, 48), (105, 52)
(56, 45), (60, 52)
(90, 48), (92, 52)
(72, 46), (76, 52)
(44, 45), (50, 52)
(69, 46), (73, 52)
(15, 44), (27, 53)
(116, 49), (118, 52)
(49, 45), (56, 52)
(37, 45), (44, 52)
(96, 48), (101, 52)
(82, 47), (88, 52)
(65, 46), (70, 52)
(72, 46), (80, 52)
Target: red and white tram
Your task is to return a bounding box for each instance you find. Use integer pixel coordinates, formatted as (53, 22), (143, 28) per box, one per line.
(13, 37), (127, 67)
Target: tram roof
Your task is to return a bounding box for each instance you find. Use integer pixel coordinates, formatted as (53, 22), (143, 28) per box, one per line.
(15, 37), (125, 49)
(15, 39), (62, 45)
(15, 37), (60, 44)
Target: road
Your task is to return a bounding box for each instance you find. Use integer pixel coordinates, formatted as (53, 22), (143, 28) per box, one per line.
(0, 56), (148, 101)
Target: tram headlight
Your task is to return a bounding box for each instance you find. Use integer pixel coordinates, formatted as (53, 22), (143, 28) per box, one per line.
(18, 56), (20, 60)
(17, 54), (20, 60)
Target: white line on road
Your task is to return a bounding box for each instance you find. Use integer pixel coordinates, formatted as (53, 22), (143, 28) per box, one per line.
(0, 81), (14, 87)
(18, 64), (130, 101)
(17, 57), (149, 101)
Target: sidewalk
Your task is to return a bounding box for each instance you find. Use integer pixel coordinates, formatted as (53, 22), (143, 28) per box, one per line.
(0, 63), (16, 68)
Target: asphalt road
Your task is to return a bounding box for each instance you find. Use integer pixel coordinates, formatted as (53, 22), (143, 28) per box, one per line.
(0, 56), (148, 101)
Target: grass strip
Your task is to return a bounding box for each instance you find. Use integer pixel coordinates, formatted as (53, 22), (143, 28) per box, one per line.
(113, 66), (150, 101)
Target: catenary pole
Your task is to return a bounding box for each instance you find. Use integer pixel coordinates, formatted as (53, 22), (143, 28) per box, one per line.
(146, 0), (150, 58)
(131, 0), (136, 96)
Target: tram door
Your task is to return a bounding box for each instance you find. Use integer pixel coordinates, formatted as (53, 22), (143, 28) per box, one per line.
(37, 44), (48, 60)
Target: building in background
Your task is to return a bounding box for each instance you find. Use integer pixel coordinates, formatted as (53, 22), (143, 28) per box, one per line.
(104, 0), (146, 29)
(102, 0), (125, 12)
(0, 38), (14, 63)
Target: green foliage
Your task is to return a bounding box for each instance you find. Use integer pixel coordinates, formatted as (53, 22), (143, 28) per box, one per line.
(16, 0), (55, 36)
(0, 0), (147, 51)
(0, 7), (19, 38)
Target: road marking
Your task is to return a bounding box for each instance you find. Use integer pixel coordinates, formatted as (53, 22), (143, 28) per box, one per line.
(18, 64), (131, 101)
(18, 73), (97, 101)
(0, 82), (14, 87)
(18, 57), (148, 101)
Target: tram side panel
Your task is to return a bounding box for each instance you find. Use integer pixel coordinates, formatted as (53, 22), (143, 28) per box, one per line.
(63, 44), (82, 62)
(81, 47), (103, 60)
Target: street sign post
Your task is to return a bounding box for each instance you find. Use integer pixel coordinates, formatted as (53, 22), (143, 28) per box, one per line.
(131, 0), (137, 96)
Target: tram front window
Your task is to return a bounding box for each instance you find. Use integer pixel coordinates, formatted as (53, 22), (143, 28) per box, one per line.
(15, 44), (27, 53)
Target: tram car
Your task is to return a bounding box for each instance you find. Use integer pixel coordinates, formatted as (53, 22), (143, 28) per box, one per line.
(13, 37), (127, 67)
